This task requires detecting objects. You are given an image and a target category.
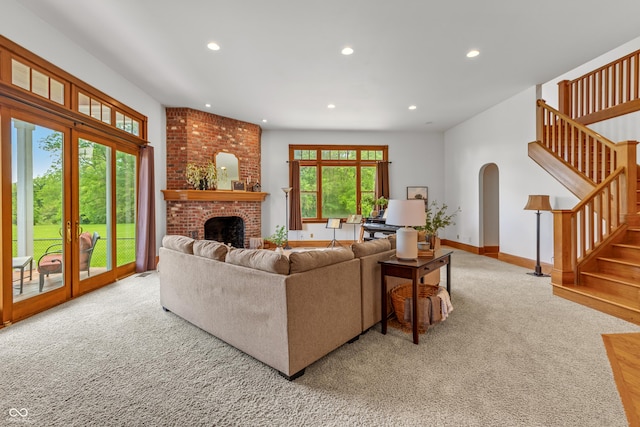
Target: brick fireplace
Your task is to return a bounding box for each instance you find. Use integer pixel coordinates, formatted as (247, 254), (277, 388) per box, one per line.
(164, 108), (264, 247)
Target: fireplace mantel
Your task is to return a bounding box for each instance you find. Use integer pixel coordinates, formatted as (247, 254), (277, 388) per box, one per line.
(162, 189), (269, 202)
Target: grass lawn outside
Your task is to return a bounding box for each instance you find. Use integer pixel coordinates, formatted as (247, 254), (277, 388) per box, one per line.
(12, 223), (136, 267)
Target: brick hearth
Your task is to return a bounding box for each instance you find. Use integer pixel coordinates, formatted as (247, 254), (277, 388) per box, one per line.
(165, 108), (263, 247)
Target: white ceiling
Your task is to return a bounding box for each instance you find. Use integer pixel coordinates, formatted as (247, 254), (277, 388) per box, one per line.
(18, 0), (640, 132)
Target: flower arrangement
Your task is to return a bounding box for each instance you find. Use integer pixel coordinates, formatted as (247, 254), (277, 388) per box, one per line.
(185, 161), (217, 190)
(185, 163), (202, 189)
(419, 201), (460, 236)
(265, 225), (288, 248)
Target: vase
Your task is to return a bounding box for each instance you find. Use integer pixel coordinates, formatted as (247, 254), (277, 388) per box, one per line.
(425, 234), (440, 250)
(275, 246), (284, 254)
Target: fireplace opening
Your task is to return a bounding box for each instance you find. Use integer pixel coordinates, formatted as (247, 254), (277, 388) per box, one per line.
(204, 216), (245, 248)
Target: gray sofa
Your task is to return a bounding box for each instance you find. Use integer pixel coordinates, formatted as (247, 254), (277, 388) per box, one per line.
(158, 235), (440, 379)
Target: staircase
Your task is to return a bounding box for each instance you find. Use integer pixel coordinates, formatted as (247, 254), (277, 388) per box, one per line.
(553, 226), (640, 324)
(530, 59), (640, 324)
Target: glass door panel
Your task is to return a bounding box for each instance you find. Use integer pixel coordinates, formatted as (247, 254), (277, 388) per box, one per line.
(77, 138), (113, 285)
(115, 151), (136, 266)
(11, 118), (66, 301)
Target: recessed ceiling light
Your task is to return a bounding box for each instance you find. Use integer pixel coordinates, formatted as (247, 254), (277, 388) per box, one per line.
(466, 49), (480, 58)
(262, 119), (268, 123)
(408, 105), (417, 110)
(327, 104), (336, 109)
(207, 42), (221, 51)
(205, 103), (211, 108)
(341, 47), (354, 55)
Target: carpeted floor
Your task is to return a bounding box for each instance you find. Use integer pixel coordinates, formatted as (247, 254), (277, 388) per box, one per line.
(2, 248), (639, 426)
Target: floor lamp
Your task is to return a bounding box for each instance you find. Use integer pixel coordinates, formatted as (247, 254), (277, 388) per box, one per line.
(282, 187), (292, 249)
(524, 195), (552, 277)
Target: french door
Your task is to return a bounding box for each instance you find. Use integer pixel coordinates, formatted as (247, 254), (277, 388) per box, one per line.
(5, 111), (124, 321)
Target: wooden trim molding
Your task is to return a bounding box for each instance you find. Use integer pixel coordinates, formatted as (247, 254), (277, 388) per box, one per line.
(161, 189), (269, 202)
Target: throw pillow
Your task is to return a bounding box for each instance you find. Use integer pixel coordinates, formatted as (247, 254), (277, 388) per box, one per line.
(351, 238), (391, 258)
(225, 249), (290, 275)
(289, 248), (354, 273)
(162, 235), (194, 254)
(193, 240), (229, 261)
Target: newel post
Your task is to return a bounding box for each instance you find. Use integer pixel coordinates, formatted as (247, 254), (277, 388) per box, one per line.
(551, 210), (575, 286)
(558, 80), (572, 117)
(615, 140), (640, 226)
(536, 99), (544, 143)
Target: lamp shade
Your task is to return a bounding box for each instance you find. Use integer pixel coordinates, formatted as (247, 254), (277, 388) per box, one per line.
(524, 195), (551, 211)
(385, 199), (426, 227)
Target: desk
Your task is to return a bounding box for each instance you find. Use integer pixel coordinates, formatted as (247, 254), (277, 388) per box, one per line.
(379, 250), (452, 344)
(12, 256), (33, 294)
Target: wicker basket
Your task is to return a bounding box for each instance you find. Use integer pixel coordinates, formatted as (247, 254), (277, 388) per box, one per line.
(390, 283), (440, 331)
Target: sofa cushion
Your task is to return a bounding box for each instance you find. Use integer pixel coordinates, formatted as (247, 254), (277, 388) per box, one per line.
(226, 249), (290, 275)
(193, 240), (229, 261)
(289, 248), (354, 273)
(351, 238), (392, 258)
(162, 235), (194, 254)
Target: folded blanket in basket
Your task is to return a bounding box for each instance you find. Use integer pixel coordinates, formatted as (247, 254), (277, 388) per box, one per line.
(403, 295), (442, 330)
(437, 287), (453, 320)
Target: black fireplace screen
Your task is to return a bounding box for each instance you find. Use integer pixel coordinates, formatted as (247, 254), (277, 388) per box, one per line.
(204, 216), (245, 248)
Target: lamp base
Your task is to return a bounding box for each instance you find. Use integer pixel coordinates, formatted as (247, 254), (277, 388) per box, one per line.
(395, 227), (418, 260)
(527, 272), (550, 277)
(527, 265), (549, 277)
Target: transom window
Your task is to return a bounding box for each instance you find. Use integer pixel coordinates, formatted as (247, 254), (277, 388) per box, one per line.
(290, 145), (388, 222)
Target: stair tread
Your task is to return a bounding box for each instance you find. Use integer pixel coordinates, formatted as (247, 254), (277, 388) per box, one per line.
(557, 284), (640, 311)
(613, 243), (640, 249)
(581, 271), (640, 288)
(598, 256), (640, 267)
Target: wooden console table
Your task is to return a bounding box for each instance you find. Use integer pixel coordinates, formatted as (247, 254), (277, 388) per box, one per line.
(379, 250), (452, 344)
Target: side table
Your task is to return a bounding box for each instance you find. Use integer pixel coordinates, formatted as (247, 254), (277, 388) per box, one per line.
(379, 250), (452, 344)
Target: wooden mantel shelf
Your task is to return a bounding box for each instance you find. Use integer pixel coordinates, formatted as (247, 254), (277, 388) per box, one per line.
(162, 189), (269, 202)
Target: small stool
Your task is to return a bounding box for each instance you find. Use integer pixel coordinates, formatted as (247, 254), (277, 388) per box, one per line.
(12, 256), (33, 294)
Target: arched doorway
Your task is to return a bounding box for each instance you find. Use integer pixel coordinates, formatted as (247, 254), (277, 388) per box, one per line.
(479, 163), (499, 257)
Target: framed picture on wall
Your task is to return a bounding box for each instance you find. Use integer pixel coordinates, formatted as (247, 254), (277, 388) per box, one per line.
(231, 180), (246, 191)
(407, 186), (428, 203)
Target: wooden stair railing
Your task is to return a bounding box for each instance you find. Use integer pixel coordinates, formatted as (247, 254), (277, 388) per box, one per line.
(537, 100), (618, 185)
(552, 167), (625, 285)
(535, 100), (639, 287)
(558, 48), (640, 125)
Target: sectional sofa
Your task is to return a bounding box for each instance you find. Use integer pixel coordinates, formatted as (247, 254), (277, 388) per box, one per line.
(158, 235), (439, 380)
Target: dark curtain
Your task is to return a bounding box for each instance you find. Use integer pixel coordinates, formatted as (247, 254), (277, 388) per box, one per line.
(289, 161), (303, 230)
(375, 161), (390, 200)
(135, 145), (157, 272)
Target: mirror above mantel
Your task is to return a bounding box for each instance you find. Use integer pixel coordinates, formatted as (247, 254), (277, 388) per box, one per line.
(215, 152), (239, 190)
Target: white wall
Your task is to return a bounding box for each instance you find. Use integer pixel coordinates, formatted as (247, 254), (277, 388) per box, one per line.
(444, 35), (640, 266)
(261, 130), (444, 242)
(2, 0), (167, 251)
(444, 87), (575, 264)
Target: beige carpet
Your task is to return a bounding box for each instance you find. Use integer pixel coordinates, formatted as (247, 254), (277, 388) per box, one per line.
(1, 248), (639, 426)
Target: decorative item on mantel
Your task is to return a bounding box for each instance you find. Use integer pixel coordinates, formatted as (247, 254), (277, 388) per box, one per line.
(185, 161), (217, 190)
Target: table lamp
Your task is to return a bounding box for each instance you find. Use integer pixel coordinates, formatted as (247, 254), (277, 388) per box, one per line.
(385, 199), (427, 260)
